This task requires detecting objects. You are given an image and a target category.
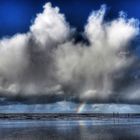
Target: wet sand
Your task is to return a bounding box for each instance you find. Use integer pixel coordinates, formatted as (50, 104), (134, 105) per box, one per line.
(0, 118), (140, 140)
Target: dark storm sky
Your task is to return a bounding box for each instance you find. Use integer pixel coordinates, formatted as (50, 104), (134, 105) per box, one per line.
(0, 0), (140, 38)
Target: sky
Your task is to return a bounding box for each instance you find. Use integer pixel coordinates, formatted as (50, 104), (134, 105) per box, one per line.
(0, 0), (140, 113)
(0, 0), (140, 37)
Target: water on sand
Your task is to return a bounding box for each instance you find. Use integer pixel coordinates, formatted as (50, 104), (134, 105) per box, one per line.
(0, 118), (140, 140)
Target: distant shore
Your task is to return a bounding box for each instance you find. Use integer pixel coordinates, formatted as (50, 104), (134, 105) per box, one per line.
(0, 113), (139, 120)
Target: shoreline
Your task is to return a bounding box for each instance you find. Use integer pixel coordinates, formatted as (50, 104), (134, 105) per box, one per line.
(0, 113), (139, 120)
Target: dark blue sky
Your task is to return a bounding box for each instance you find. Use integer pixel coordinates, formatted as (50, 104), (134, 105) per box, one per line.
(0, 0), (140, 38)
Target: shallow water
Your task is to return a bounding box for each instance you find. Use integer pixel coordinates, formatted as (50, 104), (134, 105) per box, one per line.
(0, 119), (140, 140)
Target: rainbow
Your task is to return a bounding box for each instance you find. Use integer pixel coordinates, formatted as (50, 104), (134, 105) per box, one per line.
(77, 103), (86, 113)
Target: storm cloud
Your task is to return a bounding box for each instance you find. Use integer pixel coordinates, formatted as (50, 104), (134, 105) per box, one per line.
(0, 3), (139, 104)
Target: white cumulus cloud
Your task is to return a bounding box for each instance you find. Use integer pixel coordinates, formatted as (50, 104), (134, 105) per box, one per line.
(0, 3), (139, 104)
